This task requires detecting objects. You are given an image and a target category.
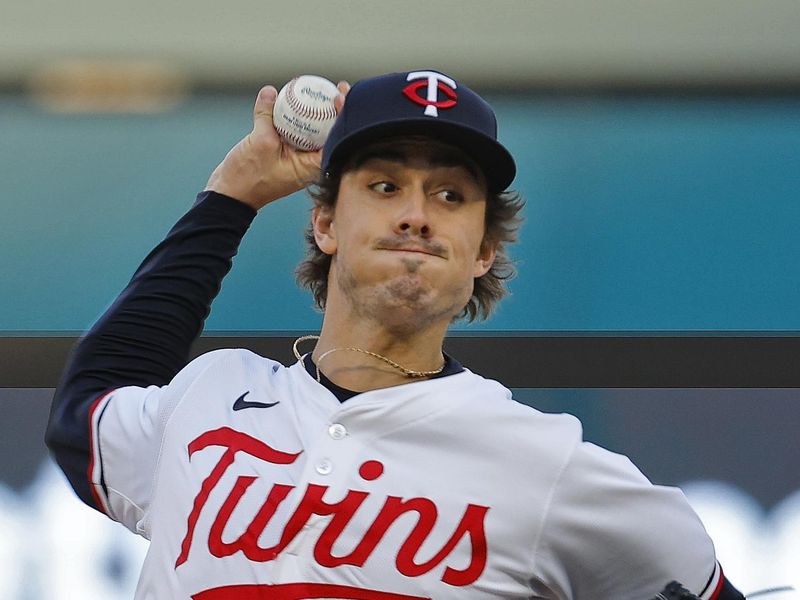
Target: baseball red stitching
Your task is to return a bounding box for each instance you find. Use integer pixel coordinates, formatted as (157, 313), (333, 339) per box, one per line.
(285, 77), (337, 122)
(275, 124), (321, 151)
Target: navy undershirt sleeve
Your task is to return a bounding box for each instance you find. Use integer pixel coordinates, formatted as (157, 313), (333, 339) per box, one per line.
(45, 191), (256, 510)
(717, 579), (745, 600)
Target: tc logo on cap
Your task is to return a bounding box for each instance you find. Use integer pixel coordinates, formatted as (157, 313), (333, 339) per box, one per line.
(402, 71), (458, 117)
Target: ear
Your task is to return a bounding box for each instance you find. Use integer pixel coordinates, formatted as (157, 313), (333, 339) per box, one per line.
(312, 205), (337, 255)
(473, 239), (497, 278)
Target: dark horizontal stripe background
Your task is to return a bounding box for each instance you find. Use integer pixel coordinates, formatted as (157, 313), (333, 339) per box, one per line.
(3, 334), (800, 388)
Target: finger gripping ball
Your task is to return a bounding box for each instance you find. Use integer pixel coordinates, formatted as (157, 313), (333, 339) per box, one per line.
(273, 75), (339, 151)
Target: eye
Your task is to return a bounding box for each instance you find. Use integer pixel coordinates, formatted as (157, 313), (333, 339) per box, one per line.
(369, 181), (398, 194)
(437, 189), (464, 203)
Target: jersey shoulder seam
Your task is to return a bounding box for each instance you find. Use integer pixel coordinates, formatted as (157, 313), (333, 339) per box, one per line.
(527, 422), (583, 591)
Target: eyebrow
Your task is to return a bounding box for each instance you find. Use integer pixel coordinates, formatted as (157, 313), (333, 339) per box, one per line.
(351, 148), (482, 183)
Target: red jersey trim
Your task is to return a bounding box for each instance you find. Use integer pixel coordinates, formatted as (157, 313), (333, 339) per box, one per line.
(86, 389), (116, 515)
(700, 562), (723, 600)
(192, 583), (429, 600)
(708, 565), (725, 600)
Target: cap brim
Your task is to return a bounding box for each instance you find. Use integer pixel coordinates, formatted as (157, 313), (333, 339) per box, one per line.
(324, 118), (516, 193)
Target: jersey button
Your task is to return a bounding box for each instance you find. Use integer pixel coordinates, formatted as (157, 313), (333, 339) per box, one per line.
(315, 459), (333, 475)
(328, 423), (347, 440)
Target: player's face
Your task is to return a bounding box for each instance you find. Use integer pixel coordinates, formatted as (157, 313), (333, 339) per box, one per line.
(313, 139), (496, 329)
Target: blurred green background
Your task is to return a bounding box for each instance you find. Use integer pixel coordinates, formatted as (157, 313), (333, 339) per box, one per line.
(2, 94), (799, 332)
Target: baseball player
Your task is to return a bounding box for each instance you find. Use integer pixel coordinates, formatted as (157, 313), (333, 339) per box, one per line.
(47, 70), (746, 599)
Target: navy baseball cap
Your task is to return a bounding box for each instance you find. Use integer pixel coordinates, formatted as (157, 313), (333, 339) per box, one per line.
(321, 70), (516, 192)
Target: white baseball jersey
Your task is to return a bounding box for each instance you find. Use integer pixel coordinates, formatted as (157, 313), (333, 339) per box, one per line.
(87, 348), (721, 599)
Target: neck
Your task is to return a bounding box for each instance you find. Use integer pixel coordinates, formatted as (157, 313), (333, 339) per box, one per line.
(311, 312), (449, 393)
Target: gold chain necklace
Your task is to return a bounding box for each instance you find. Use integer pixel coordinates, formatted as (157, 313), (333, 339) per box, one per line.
(292, 335), (445, 383)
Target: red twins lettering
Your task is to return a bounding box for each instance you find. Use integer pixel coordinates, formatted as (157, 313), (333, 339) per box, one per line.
(176, 427), (489, 587)
(175, 427), (301, 567)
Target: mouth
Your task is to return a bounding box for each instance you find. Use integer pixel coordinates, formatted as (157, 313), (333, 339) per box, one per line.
(380, 248), (444, 260)
(377, 244), (446, 259)
(389, 248), (437, 256)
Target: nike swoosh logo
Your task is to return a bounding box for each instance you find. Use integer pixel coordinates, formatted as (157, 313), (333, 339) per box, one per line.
(233, 391), (279, 411)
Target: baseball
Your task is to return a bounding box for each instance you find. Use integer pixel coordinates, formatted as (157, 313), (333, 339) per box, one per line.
(273, 75), (339, 151)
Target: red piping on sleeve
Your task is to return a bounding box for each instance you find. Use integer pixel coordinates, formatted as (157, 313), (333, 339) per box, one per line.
(708, 565), (726, 600)
(86, 388), (116, 515)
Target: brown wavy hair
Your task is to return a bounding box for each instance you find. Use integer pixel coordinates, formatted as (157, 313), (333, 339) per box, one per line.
(296, 156), (524, 322)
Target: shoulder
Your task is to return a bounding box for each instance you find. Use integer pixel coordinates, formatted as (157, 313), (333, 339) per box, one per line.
(107, 348), (288, 424)
(453, 369), (583, 432)
(437, 369), (585, 460)
(185, 347), (283, 370)
(170, 348), (285, 386)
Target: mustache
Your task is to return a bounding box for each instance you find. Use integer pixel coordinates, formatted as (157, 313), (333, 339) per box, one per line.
(374, 235), (448, 258)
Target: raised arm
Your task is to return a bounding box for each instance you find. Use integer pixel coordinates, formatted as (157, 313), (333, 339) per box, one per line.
(45, 83), (347, 510)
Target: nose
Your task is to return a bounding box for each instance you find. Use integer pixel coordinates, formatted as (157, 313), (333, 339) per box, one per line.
(394, 187), (431, 237)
